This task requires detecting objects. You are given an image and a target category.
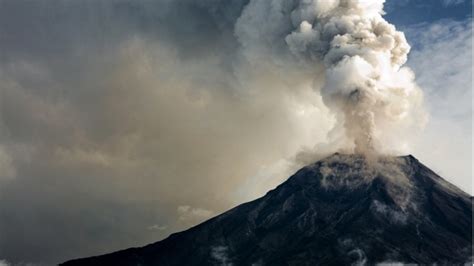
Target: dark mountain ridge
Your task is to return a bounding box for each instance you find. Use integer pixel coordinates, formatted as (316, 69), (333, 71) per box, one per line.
(62, 153), (473, 265)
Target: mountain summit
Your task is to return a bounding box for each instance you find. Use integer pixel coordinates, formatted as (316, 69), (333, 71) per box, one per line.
(62, 154), (473, 265)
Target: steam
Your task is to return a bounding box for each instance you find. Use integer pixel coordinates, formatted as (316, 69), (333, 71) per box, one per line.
(237, 0), (425, 155)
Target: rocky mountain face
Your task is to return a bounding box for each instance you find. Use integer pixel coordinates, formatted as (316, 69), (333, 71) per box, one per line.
(62, 154), (473, 265)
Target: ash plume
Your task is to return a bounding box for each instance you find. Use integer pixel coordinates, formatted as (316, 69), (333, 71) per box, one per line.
(237, 0), (426, 155)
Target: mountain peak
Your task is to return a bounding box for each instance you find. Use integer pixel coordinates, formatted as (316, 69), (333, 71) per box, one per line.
(63, 154), (473, 265)
(292, 153), (414, 189)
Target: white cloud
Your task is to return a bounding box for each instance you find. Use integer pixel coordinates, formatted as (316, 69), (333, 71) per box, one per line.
(406, 18), (472, 194)
(147, 224), (167, 231)
(177, 205), (214, 224)
(0, 259), (10, 266)
(441, 0), (465, 6)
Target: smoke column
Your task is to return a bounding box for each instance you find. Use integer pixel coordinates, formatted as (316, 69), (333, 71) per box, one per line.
(237, 0), (425, 155)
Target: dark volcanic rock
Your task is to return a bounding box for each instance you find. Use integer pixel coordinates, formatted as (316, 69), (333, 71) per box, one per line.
(62, 154), (473, 265)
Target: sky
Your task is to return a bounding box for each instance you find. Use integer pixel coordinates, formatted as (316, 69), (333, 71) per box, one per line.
(0, 0), (472, 265)
(383, 0), (472, 197)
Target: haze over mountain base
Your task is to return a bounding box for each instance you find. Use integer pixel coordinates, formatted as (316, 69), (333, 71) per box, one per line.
(62, 154), (473, 265)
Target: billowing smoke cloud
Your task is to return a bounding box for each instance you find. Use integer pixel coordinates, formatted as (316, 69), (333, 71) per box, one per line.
(0, 1), (328, 264)
(236, 0), (425, 154)
(0, 0), (465, 265)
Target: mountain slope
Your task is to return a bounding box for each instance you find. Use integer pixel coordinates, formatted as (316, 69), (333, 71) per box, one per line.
(62, 154), (473, 265)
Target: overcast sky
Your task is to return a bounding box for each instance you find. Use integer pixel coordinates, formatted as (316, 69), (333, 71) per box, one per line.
(0, 0), (471, 265)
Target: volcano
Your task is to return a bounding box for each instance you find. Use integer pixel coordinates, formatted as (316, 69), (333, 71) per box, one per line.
(62, 154), (473, 265)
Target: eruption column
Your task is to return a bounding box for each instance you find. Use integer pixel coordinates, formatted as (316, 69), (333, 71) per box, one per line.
(284, 0), (422, 154)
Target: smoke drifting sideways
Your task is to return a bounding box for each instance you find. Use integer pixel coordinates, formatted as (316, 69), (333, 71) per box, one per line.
(237, 0), (425, 155)
(0, 0), (428, 264)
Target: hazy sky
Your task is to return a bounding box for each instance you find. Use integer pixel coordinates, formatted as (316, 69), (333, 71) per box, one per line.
(0, 0), (471, 265)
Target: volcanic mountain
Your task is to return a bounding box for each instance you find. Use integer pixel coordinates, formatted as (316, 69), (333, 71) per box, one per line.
(62, 153), (473, 265)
